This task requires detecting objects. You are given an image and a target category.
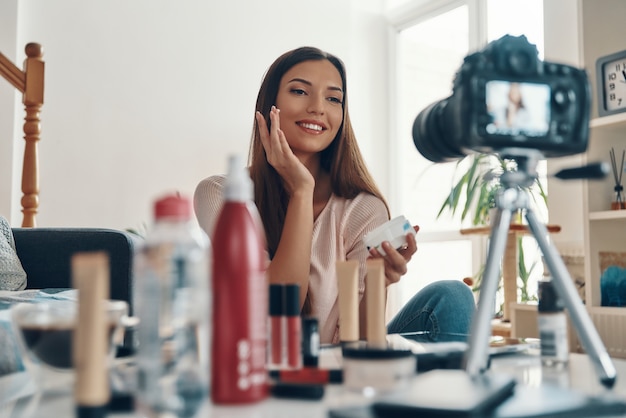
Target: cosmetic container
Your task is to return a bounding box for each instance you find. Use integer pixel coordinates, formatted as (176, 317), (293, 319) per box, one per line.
(365, 259), (386, 347)
(211, 154), (268, 404)
(336, 261), (359, 343)
(302, 317), (320, 367)
(342, 347), (416, 396)
(285, 284), (302, 369)
(269, 284), (285, 368)
(134, 193), (209, 417)
(73, 252), (110, 418)
(538, 278), (569, 368)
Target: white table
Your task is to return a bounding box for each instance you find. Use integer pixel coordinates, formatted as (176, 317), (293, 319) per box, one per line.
(4, 348), (626, 418)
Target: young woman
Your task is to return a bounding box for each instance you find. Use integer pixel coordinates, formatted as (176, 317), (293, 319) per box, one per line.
(194, 46), (475, 344)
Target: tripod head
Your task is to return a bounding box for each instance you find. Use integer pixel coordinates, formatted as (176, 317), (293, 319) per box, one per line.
(492, 147), (609, 192)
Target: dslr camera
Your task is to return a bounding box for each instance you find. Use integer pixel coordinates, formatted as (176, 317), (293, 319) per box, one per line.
(413, 34), (591, 163)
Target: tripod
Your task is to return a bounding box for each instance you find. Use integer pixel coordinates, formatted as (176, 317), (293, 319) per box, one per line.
(367, 152), (618, 416)
(463, 149), (617, 388)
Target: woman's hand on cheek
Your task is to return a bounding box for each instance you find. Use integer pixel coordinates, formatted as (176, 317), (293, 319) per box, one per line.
(368, 228), (418, 287)
(255, 107), (314, 194)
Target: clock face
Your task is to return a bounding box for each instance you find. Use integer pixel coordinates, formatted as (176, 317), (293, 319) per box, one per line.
(603, 56), (626, 111)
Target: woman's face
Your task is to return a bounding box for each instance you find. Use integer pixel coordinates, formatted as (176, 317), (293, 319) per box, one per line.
(274, 59), (344, 158)
(508, 83), (522, 104)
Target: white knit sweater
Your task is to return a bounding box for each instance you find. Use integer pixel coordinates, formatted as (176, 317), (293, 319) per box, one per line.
(0, 216), (27, 291)
(194, 175), (388, 344)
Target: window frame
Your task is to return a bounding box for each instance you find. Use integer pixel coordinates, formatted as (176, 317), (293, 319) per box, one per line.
(385, 1), (490, 312)
(384, 0), (546, 316)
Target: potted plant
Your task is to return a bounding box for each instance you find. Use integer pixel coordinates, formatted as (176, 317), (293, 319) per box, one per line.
(437, 153), (546, 227)
(438, 153), (547, 307)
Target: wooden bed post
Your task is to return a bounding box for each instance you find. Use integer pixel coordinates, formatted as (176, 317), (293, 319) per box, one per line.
(0, 42), (44, 227)
(21, 43), (44, 227)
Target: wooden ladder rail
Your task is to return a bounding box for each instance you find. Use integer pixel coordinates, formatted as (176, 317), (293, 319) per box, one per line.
(0, 43), (44, 227)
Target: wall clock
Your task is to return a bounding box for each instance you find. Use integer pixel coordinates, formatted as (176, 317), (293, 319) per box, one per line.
(596, 49), (626, 117)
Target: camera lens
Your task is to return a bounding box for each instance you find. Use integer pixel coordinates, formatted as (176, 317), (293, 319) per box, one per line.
(412, 99), (466, 163)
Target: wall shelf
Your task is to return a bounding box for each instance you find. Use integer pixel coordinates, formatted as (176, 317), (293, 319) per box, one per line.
(589, 211), (626, 221)
(581, 0), (626, 359)
(590, 114), (626, 130)
(540, 0), (626, 359)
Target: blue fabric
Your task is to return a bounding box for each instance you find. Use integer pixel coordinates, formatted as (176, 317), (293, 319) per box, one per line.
(386, 280), (475, 342)
(0, 289), (76, 377)
(601, 265), (626, 307)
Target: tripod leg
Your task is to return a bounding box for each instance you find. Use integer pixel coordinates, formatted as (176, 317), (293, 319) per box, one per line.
(464, 206), (514, 377)
(525, 209), (617, 388)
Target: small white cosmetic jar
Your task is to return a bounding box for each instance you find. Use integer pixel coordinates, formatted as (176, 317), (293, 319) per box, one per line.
(363, 216), (415, 256)
(342, 346), (416, 396)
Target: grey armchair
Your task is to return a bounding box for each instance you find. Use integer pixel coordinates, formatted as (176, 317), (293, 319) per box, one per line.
(12, 227), (140, 355)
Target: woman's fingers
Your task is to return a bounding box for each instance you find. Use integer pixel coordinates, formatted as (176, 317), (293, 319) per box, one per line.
(259, 106), (292, 164)
(269, 105), (281, 141)
(256, 107), (314, 194)
(403, 232), (418, 258)
(270, 106), (292, 155)
(256, 111), (271, 152)
(368, 232), (419, 286)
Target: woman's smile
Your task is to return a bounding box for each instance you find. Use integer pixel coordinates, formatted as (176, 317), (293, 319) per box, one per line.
(297, 120), (327, 133)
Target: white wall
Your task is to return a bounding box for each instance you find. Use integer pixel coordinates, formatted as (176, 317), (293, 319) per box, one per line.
(543, 0), (585, 251)
(0, 1), (19, 222)
(2, 0), (387, 230)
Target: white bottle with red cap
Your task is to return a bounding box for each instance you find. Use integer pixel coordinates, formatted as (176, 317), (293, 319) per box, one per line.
(134, 193), (210, 417)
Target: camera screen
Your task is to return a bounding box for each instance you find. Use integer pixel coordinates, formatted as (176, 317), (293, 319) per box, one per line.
(485, 81), (551, 138)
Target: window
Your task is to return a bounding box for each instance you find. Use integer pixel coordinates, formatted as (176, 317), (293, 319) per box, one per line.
(387, 0), (545, 315)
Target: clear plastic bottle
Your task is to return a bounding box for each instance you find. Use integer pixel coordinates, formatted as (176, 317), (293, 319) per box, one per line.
(211, 154), (268, 404)
(134, 193), (210, 417)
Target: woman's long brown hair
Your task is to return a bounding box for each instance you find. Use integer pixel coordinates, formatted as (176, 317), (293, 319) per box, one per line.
(249, 46), (389, 258)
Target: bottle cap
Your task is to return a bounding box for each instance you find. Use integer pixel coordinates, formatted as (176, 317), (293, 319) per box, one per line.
(302, 317), (320, 367)
(224, 154), (253, 202)
(154, 193), (192, 221)
(269, 284), (284, 316)
(285, 284), (300, 316)
(538, 279), (565, 313)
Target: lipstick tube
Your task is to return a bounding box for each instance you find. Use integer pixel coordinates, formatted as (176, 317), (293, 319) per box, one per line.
(269, 284), (285, 368)
(285, 284), (301, 369)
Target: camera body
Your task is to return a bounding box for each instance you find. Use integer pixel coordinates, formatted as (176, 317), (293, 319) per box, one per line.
(413, 35), (591, 163)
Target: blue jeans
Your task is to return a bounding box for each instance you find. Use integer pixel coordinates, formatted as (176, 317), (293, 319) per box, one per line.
(387, 280), (475, 342)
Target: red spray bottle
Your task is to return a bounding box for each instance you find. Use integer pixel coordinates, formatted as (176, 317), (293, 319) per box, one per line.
(211, 154), (269, 404)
